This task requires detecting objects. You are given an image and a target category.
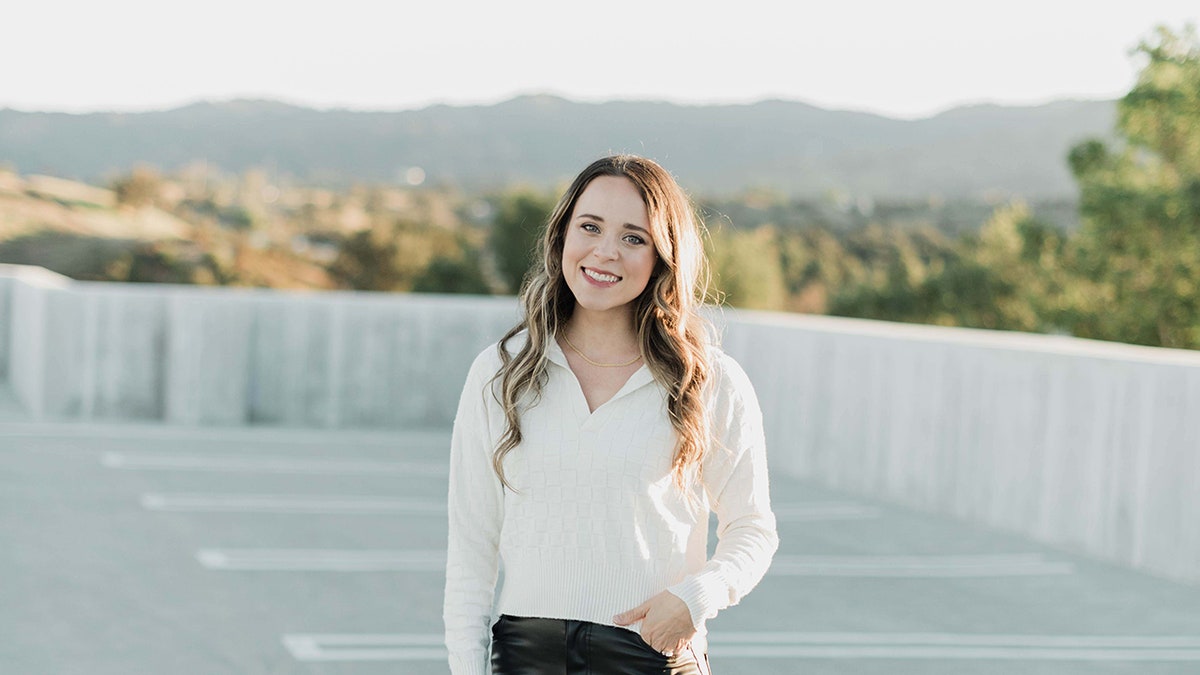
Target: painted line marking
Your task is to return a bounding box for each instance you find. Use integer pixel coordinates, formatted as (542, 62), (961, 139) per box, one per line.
(769, 553), (1075, 577)
(712, 632), (1200, 647)
(281, 633), (1200, 662)
(150, 497), (869, 519)
(773, 502), (881, 522)
(142, 493), (445, 515)
(0, 422), (447, 446)
(196, 549), (446, 571)
(283, 634), (445, 662)
(102, 451), (447, 476)
(201, 550), (1070, 577)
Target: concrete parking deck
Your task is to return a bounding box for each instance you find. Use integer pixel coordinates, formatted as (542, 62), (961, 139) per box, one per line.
(4, 421), (1199, 674)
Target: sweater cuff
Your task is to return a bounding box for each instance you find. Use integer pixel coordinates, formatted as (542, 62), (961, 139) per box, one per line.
(448, 650), (489, 675)
(667, 569), (727, 628)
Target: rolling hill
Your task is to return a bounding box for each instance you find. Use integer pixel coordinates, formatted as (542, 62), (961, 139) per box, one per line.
(0, 95), (1116, 199)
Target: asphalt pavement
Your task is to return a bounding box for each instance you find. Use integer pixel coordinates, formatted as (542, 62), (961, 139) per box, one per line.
(3, 421), (1199, 675)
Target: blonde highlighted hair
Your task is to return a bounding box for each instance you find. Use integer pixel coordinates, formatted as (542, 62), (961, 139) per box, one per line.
(492, 155), (713, 491)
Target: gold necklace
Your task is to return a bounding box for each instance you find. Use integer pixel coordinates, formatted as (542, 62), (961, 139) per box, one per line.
(561, 333), (642, 368)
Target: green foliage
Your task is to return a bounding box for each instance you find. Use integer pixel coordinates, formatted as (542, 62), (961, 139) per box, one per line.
(490, 191), (554, 293)
(220, 205), (259, 231)
(821, 205), (1091, 332)
(328, 228), (406, 292)
(328, 219), (489, 294)
(412, 247), (490, 295)
(114, 242), (225, 285)
(828, 226), (957, 325)
(0, 230), (226, 285)
(0, 231), (133, 280)
(1067, 24), (1200, 348)
(111, 166), (162, 207)
(707, 225), (788, 310)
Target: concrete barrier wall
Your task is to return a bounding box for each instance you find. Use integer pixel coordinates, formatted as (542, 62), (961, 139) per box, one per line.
(1, 265), (1197, 586)
(2, 265), (73, 416)
(0, 275), (10, 381)
(720, 309), (1200, 588)
(0, 266), (520, 427)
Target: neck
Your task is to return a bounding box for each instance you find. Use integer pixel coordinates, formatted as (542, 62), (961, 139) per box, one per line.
(563, 306), (639, 356)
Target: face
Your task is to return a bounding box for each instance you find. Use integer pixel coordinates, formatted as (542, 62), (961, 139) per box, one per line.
(561, 175), (658, 318)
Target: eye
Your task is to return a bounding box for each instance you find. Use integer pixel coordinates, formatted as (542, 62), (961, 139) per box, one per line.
(581, 222), (600, 233)
(623, 233), (646, 246)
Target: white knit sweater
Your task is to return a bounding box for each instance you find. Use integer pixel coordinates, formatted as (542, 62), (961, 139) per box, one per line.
(443, 337), (778, 675)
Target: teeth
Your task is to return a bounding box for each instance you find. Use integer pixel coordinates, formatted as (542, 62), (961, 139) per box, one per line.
(584, 268), (619, 283)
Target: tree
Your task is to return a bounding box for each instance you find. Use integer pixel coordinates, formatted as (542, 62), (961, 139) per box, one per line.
(707, 225), (788, 310)
(1068, 25), (1200, 348)
(828, 225), (949, 325)
(823, 208), (1085, 332)
(111, 166), (162, 207)
(490, 190), (555, 293)
(412, 250), (490, 294)
(327, 228), (405, 291)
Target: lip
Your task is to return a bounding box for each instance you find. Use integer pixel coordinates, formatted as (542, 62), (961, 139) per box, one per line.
(581, 266), (622, 286)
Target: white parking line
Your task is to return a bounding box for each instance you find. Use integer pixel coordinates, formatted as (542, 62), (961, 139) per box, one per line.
(283, 634), (446, 662)
(102, 451), (447, 476)
(713, 633), (1200, 647)
(142, 493), (445, 514)
(773, 502), (881, 522)
(152, 497), (873, 516)
(148, 495), (873, 519)
(769, 553), (1075, 577)
(281, 632), (1200, 662)
(196, 549), (446, 571)
(0, 421), (447, 446)
(200, 550), (1071, 577)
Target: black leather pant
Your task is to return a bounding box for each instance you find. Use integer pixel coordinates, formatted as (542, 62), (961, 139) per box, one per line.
(491, 615), (711, 675)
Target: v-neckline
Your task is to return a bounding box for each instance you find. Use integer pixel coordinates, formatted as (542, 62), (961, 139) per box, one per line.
(547, 339), (653, 423)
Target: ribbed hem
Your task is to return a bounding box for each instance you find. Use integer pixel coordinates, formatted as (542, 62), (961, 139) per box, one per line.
(667, 569), (727, 628)
(498, 550), (683, 632)
(448, 649), (488, 675)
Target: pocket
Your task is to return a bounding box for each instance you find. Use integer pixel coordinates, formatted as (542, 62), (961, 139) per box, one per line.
(491, 614), (530, 641)
(628, 629), (666, 657)
(591, 624), (671, 667)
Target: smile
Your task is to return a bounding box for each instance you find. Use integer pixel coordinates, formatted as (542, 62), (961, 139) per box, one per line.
(583, 267), (621, 284)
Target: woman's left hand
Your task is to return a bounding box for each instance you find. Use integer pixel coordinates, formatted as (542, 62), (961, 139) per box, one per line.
(613, 591), (697, 655)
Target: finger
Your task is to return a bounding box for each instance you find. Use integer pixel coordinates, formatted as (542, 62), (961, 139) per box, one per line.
(613, 603), (649, 626)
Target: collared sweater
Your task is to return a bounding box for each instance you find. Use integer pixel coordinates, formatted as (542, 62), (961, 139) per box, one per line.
(443, 337), (779, 675)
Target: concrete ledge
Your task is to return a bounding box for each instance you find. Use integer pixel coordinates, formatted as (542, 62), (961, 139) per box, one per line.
(7, 273), (520, 427)
(720, 309), (1200, 587)
(0, 265), (73, 401)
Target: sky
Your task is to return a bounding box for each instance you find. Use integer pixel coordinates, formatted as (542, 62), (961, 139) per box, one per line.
(3, 0), (1197, 119)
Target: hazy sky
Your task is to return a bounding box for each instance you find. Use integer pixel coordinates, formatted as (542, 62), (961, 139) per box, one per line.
(4, 0), (1196, 119)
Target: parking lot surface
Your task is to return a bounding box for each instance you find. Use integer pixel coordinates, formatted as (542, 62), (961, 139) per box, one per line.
(3, 421), (1199, 674)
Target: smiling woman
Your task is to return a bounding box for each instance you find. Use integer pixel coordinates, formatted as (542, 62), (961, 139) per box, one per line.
(443, 155), (779, 674)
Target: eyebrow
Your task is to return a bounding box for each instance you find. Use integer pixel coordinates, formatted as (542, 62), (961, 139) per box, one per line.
(575, 213), (650, 234)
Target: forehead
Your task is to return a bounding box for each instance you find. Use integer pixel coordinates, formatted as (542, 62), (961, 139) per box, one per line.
(571, 175), (650, 228)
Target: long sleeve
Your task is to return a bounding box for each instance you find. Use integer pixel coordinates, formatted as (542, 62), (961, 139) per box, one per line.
(668, 354), (779, 628)
(443, 352), (505, 675)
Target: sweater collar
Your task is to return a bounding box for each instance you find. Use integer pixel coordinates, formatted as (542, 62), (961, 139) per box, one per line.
(546, 336), (570, 368)
(546, 336), (657, 400)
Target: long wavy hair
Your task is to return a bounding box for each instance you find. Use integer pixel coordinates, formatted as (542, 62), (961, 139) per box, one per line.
(492, 155), (713, 492)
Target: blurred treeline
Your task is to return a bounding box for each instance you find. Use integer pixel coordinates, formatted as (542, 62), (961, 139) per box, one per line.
(0, 26), (1196, 349)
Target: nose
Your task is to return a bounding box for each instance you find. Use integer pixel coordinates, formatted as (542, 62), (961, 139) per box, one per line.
(593, 235), (619, 260)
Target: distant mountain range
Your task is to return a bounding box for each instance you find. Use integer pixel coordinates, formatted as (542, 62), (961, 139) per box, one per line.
(0, 95), (1116, 199)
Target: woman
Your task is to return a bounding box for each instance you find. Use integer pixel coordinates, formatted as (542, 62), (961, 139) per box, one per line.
(444, 155), (778, 674)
